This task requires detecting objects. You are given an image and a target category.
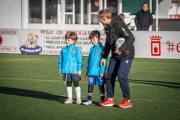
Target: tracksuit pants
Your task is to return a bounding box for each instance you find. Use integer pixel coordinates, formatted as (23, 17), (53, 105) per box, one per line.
(106, 58), (133, 100)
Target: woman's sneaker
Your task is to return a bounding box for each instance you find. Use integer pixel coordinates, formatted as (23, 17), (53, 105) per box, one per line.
(83, 99), (92, 105)
(64, 98), (73, 104)
(76, 98), (82, 104)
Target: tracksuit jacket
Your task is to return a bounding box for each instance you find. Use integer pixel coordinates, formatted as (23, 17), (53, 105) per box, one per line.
(86, 42), (107, 76)
(102, 16), (135, 59)
(58, 43), (83, 74)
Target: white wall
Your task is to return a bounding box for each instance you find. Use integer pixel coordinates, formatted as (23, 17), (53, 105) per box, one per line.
(0, 0), (21, 29)
(156, 0), (171, 18)
(168, 1), (180, 15)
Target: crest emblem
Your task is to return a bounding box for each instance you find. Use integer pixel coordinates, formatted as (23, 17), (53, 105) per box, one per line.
(150, 35), (162, 56)
(113, 27), (116, 32)
(90, 78), (93, 82)
(97, 51), (100, 54)
(72, 50), (75, 53)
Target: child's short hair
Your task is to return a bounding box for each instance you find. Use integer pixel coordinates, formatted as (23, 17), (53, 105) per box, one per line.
(65, 31), (77, 42)
(119, 13), (124, 18)
(89, 30), (100, 40)
(98, 9), (112, 19)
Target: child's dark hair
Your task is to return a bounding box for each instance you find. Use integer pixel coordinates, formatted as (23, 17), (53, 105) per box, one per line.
(89, 30), (100, 40)
(65, 31), (77, 42)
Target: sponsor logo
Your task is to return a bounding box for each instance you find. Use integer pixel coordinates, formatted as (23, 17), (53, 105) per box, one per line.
(0, 30), (17, 35)
(150, 35), (162, 56)
(97, 51), (100, 54)
(0, 46), (17, 52)
(113, 27), (116, 32)
(20, 33), (42, 54)
(126, 60), (129, 63)
(72, 50), (75, 53)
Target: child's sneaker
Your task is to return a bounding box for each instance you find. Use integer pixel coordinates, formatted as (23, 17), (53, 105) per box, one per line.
(83, 99), (92, 105)
(118, 98), (132, 108)
(76, 98), (82, 104)
(64, 98), (73, 104)
(100, 99), (105, 103)
(100, 98), (115, 106)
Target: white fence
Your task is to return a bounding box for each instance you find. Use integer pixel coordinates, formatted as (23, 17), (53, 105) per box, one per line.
(0, 29), (180, 59)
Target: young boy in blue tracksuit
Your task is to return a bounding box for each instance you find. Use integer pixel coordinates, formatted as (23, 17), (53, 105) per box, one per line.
(83, 30), (107, 105)
(58, 31), (83, 104)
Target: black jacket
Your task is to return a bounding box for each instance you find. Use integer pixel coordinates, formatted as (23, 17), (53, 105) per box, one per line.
(135, 9), (153, 31)
(102, 16), (135, 59)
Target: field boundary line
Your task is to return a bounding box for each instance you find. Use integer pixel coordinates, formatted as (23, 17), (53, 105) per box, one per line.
(130, 70), (180, 74)
(131, 66), (180, 70)
(0, 59), (42, 61)
(0, 78), (166, 87)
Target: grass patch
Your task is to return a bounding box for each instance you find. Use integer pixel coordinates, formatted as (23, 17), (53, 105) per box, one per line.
(0, 54), (180, 120)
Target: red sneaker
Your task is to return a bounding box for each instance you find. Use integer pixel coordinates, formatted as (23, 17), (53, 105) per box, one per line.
(118, 98), (132, 108)
(100, 98), (115, 106)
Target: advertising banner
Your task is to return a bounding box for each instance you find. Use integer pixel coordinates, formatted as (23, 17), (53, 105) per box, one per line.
(132, 31), (180, 59)
(0, 29), (180, 59)
(17, 29), (106, 56)
(0, 29), (18, 53)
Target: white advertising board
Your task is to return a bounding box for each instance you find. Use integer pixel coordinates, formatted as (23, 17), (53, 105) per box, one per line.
(0, 29), (180, 59)
(132, 31), (180, 59)
(17, 29), (106, 56)
(0, 29), (18, 53)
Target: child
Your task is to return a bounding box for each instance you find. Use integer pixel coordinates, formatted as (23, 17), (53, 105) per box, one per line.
(58, 31), (83, 104)
(119, 13), (131, 28)
(99, 9), (135, 108)
(83, 30), (107, 105)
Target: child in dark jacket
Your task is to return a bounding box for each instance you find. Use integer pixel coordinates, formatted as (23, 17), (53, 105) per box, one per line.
(83, 30), (107, 105)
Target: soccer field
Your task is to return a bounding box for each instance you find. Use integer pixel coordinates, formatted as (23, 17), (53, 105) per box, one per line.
(0, 54), (180, 120)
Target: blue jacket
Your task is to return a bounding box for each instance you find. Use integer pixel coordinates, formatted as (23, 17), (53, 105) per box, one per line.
(86, 43), (107, 76)
(135, 9), (153, 31)
(58, 43), (83, 74)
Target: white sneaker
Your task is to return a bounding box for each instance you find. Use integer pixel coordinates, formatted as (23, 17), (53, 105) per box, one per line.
(64, 98), (73, 104)
(76, 98), (82, 104)
(83, 99), (92, 105)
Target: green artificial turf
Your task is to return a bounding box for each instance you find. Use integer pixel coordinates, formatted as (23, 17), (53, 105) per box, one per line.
(0, 54), (180, 120)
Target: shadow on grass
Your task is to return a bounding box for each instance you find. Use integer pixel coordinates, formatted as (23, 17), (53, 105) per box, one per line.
(0, 86), (104, 105)
(127, 79), (180, 89)
(0, 86), (68, 103)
